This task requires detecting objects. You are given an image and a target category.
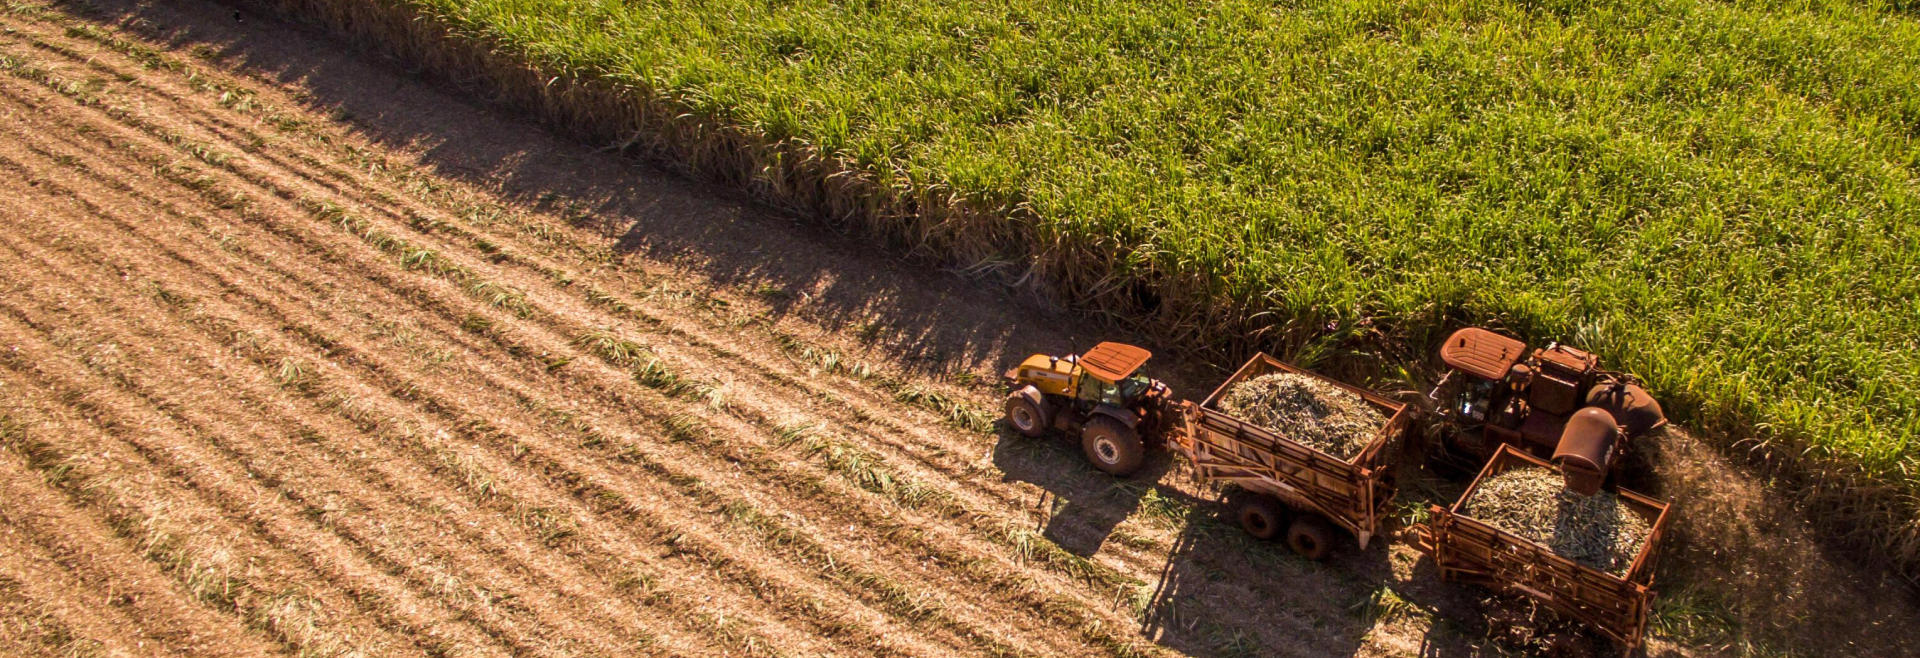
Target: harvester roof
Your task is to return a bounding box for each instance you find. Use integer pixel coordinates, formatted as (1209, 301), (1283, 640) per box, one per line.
(1441, 328), (1526, 381)
(1080, 342), (1151, 383)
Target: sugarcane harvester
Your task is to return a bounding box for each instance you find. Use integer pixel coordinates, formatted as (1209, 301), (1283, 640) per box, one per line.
(1428, 328), (1667, 495)
(1419, 328), (1676, 653)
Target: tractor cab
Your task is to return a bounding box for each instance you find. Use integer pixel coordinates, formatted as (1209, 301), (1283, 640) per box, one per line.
(1003, 342), (1175, 476)
(1431, 328), (1666, 493)
(1007, 343), (1161, 408)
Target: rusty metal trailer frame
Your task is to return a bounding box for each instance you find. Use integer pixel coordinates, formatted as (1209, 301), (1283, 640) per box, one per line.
(1421, 444), (1672, 651)
(1169, 353), (1410, 549)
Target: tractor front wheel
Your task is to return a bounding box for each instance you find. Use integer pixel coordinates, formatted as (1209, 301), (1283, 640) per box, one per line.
(1003, 393), (1053, 438)
(1081, 416), (1145, 476)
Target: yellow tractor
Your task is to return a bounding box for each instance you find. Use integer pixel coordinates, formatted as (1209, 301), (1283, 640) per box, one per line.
(1001, 342), (1177, 476)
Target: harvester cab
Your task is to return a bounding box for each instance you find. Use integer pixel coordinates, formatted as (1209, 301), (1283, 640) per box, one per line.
(1430, 328), (1666, 494)
(1002, 342), (1175, 476)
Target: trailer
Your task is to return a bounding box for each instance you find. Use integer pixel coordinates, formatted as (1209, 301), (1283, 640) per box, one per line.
(1168, 353), (1411, 559)
(1416, 444), (1673, 652)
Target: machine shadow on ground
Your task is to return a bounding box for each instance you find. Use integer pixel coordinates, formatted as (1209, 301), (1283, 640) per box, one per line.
(991, 426), (1396, 658)
(965, 411), (1619, 658)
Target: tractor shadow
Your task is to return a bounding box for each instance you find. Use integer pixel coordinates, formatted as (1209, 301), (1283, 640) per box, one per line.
(990, 429), (1178, 559)
(992, 426), (1399, 657)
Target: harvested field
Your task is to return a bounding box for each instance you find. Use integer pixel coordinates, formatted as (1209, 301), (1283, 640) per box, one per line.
(228, 0), (1920, 581)
(2, 2), (1918, 657)
(0, 4), (1395, 656)
(1462, 468), (1652, 576)
(1216, 373), (1382, 461)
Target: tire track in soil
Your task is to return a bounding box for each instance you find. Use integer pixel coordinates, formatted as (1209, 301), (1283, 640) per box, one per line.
(0, 28), (1159, 658)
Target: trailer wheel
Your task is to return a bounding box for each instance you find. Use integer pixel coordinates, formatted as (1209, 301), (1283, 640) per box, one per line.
(1286, 514), (1336, 561)
(1235, 496), (1289, 541)
(1081, 417), (1145, 476)
(1003, 393), (1052, 438)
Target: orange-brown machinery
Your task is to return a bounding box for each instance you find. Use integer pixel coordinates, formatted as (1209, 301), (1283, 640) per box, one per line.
(1428, 328), (1666, 495)
(1004, 344), (1408, 560)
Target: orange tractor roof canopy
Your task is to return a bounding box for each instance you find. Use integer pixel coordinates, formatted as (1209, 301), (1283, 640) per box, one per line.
(1079, 342), (1151, 383)
(1440, 328), (1526, 381)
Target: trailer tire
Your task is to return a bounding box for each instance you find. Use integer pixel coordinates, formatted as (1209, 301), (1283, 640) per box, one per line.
(1081, 417), (1145, 476)
(1003, 392), (1052, 438)
(1286, 515), (1336, 561)
(1235, 496), (1289, 541)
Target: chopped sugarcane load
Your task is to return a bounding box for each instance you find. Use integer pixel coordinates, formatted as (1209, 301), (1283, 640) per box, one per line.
(1217, 372), (1386, 461)
(1461, 466), (1654, 576)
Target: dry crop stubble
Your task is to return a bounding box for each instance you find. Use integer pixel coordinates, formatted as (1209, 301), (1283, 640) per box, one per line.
(0, 167), (479, 655)
(3, 48), (787, 658)
(0, 82), (960, 658)
(0, 203), (616, 657)
(225, 0), (1920, 583)
(0, 309), (465, 656)
(15, 2), (1920, 655)
(0, 10), (1192, 656)
(0, 428), (287, 658)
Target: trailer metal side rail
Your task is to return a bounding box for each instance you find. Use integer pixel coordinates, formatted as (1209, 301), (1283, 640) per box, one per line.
(1421, 445), (1672, 650)
(1175, 353), (1410, 548)
(1184, 409), (1394, 540)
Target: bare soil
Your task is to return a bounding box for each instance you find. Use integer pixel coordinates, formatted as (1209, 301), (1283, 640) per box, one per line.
(0, 1), (1912, 656)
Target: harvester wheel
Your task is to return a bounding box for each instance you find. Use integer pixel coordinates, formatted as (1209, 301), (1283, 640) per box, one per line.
(1081, 416), (1145, 476)
(1003, 393), (1052, 438)
(1286, 514), (1336, 561)
(1235, 496), (1289, 541)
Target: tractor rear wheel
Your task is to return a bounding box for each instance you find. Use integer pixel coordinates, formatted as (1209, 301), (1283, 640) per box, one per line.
(1003, 393), (1052, 438)
(1286, 514), (1336, 561)
(1081, 416), (1145, 476)
(1236, 496), (1289, 541)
